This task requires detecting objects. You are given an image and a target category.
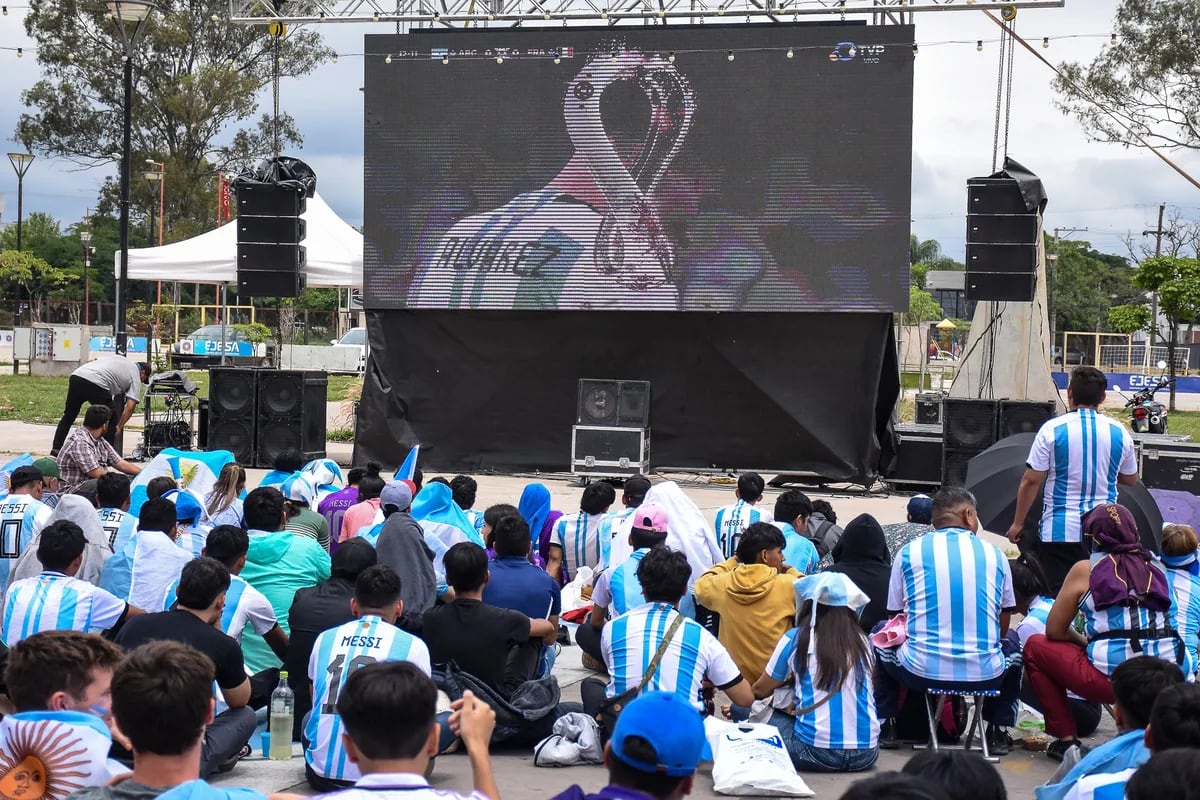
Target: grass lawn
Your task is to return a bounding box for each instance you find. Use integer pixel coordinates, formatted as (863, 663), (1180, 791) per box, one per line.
(0, 371), (361, 425)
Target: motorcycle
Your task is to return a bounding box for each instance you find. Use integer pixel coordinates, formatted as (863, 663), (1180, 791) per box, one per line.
(1122, 361), (1174, 434)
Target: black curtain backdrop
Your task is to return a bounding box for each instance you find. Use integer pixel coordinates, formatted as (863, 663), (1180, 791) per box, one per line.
(354, 310), (899, 484)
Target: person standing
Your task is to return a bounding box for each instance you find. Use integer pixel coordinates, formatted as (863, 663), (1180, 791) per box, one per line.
(52, 357), (149, 454)
(1007, 366), (1138, 593)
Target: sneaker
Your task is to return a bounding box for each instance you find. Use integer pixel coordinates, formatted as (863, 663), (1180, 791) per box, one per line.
(985, 724), (1014, 756)
(879, 718), (901, 750)
(1047, 738), (1081, 763)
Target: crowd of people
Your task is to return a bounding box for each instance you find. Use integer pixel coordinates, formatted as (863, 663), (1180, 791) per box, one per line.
(0, 363), (1198, 800)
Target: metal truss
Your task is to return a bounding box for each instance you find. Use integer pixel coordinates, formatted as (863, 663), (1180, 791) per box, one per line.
(229, 0), (1064, 26)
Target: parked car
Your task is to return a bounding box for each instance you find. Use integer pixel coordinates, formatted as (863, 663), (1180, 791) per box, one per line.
(331, 326), (368, 372)
(1051, 347), (1087, 366)
(169, 325), (274, 369)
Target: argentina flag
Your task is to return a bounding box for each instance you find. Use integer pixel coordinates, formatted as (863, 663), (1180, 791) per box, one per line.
(128, 448), (234, 516)
(0, 454), (34, 500)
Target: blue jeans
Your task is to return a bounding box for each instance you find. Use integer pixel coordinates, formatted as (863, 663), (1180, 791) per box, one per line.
(768, 710), (879, 773)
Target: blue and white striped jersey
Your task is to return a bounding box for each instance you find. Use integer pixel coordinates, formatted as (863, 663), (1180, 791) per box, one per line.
(97, 507), (136, 551)
(1028, 409), (1138, 544)
(771, 521), (820, 575)
(887, 528), (1016, 682)
(601, 602), (741, 710)
(591, 548), (650, 618)
(304, 615), (432, 782)
(1166, 568), (1200, 676)
(1082, 557), (1181, 676)
(176, 524), (210, 559)
(163, 573), (277, 644)
(764, 627), (879, 750)
(1016, 595), (1055, 648)
(464, 508), (486, 535)
(0, 493), (51, 594)
(1, 572), (127, 645)
(317, 773), (488, 800)
(714, 501), (764, 559)
(597, 508), (635, 570)
(553, 511), (609, 583)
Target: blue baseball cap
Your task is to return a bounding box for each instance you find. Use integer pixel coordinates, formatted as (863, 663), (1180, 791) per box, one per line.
(907, 494), (933, 523)
(165, 488), (204, 523)
(609, 691), (705, 777)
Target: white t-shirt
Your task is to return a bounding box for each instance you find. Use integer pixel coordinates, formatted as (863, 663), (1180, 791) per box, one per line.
(319, 773), (487, 800)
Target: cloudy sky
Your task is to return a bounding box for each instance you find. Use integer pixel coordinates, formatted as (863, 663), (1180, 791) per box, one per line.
(0, 0), (1197, 262)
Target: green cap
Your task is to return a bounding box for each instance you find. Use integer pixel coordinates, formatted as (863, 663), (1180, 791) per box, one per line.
(32, 457), (59, 478)
(278, 671), (288, 679)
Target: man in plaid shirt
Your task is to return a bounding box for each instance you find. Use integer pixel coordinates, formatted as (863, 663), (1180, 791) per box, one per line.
(57, 406), (141, 493)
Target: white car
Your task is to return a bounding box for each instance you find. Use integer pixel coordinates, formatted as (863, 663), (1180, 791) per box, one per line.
(331, 327), (367, 372)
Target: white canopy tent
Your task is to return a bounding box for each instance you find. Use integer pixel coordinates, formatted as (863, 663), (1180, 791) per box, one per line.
(115, 192), (362, 287)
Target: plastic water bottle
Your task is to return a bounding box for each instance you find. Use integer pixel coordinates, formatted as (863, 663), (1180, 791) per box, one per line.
(268, 672), (294, 760)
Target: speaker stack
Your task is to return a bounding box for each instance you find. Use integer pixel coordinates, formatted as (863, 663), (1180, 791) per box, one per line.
(940, 399), (1058, 486)
(965, 177), (1041, 304)
(207, 368), (327, 468)
(236, 184), (307, 298)
(571, 379), (650, 479)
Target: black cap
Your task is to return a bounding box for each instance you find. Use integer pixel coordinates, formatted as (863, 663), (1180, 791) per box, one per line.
(331, 538), (378, 580)
(9, 466), (43, 489)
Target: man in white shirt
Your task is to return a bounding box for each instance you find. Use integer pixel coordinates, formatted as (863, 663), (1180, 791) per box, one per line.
(52, 357), (149, 453)
(0, 465), (53, 593)
(127, 498), (193, 613)
(96, 473), (137, 551)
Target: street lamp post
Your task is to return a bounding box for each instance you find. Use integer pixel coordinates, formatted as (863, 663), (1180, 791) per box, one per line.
(7, 152), (34, 376)
(107, 0), (156, 358)
(80, 229), (93, 326)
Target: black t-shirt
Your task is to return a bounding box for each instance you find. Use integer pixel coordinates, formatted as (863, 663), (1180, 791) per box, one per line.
(114, 609), (246, 691)
(422, 599), (534, 697)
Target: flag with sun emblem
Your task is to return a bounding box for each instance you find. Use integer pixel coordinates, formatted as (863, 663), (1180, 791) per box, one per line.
(127, 449), (235, 517)
(0, 712), (125, 800)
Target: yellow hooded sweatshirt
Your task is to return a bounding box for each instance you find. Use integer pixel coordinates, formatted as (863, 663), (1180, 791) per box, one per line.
(693, 557), (801, 684)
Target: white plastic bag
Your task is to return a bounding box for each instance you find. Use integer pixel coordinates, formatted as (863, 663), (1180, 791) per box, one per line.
(561, 566), (595, 613)
(533, 712), (604, 767)
(705, 717), (814, 797)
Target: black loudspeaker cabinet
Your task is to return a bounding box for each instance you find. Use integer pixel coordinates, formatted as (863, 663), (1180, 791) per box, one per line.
(967, 214), (1039, 245)
(999, 400), (1057, 437)
(576, 379), (651, 428)
(237, 269), (306, 298)
(966, 243), (1039, 273)
(236, 183), (307, 217)
(571, 425), (649, 478)
(941, 448), (977, 488)
(890, 425), (943, 487)
(1140, 442), (1200, 493)
(255, 370), (327, 468)
(967, 177), (1031, 215)
(943, 398), (999, 451)
(966, 272), (1036, 304)
(915, 393), (943, 425)
(237, 243), (306, 271)
(207, 368), (257, 463)
(237, 216), (307, 245)
(197, 398), (210, 450)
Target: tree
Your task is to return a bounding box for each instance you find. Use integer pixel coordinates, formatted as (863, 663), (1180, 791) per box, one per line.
(0, 249), (72, 322)
(1107, 304), (1153, 336)
(17, 2), (331, 240)
(1053, 0), (1200, 150)
(1124, 255), (1200, 411)
(904, 285), (944, 326)
(1049, 239), (1140, 333)
(909, 235), (963, 289)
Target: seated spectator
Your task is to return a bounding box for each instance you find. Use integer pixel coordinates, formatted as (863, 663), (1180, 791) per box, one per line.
(33, 457), (62, 509)
(714, 472), (766, 560)
(752, 573), (878, 772)
(115, 558), (257, 777)
(549, 482), (616, 584)
(374, 482), (439, 611)
(807, 499), (844, 560)
(412, 480), (484, 551)
(874, 487), (1021, 755)
(96, 472), (136, 552)
(482, 503), (519, 552)
(163, 488), (209, 558)
(519, 482), (563, 568)
(548, 691), (705, 800)
(56, 406), (141, 494)
(1035, 656), (1185, 800)
(126, 498), (193, 613)
(838, 773), (951, 800)
(67, 640), (269, 800)
(1160, 523), (1200, 676)
(286, 538), (378, 740)
(316, 661), (498, 800)
(239, 487), (331, 674)
(283, 474), (331, 551)
(259, 448), (303, 490)
(423, 542), (556, 700)
(607, 482), (721, 590)
(582, 547), (753, 718)
(902, 751), (1007, 800)
(1024, 504), (1183, 762)
(204, 462), (246, 530)
(1, 632), (127, 794)
(0, 465), (53, 592)
(481, 514), (561, 678)
(695, 522), (802, 685)
(881, 495), (934, 558)
(825, 513), (891, 633)
(1126, 750), (1200, 800)
(771, 490), (820, 575)
(1060, 682), (1200, 800)
(320, 466), (364, 546)
(304, 565), (433, 791)
(2, 520), (138, 646)
(339, 465), (385, 544)
(580, 504), (670, 665)
(145, 475), (177, 501)
(450, 474), (485, 535)
(11, 494), (113, 588)
(598, 475), (653, 570)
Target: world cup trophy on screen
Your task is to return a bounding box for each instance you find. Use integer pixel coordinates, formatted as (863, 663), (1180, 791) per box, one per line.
(409, 46), (695, 310)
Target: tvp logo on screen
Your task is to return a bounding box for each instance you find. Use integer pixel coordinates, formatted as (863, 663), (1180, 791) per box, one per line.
(830, 41), (886, 63)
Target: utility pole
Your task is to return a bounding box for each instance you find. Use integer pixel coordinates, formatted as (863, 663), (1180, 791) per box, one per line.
(1050, 226), (1088, 359)
(1142, 203), (1167, 350)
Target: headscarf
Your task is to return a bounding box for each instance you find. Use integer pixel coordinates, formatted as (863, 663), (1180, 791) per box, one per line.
(519, 483), (553, 547)
(1083, 503), (1172, 612)
(410, 481), (483, 547)
(10, 495), (113, 587)
(825, 513), (891, 633)
(795, 573), (871, 623)
(301, 458), (345, 503)
(608, 481), (721, 587)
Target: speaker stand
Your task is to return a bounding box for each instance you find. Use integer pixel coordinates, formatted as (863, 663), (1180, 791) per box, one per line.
(950, 219), (1064, 411)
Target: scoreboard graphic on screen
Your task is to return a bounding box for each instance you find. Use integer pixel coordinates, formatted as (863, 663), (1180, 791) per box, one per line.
(364, 24), (914, 312)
